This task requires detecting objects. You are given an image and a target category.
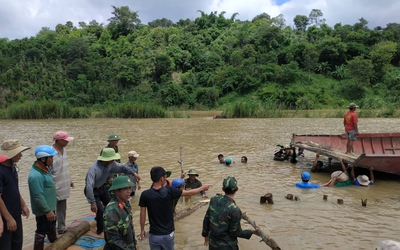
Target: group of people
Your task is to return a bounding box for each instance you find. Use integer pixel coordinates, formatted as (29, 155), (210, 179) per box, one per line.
(296, 157), (375, 189)
(0, 131), (75, 250)
(217, 154), (248, 166)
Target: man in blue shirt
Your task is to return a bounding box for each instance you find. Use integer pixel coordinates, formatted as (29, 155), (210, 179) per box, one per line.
(296, 172), (320, 189)
(351, 166), (374, 186)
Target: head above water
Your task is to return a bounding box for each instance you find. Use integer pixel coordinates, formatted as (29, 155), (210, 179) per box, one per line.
(301, 172), (311, 182)
(241, 156), (247, 163)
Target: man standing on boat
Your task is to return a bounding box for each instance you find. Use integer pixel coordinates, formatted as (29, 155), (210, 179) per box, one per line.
(85, 148), (140, 235)
(28, 145), (59, 250)
(139, 166), (211, 249)
(0, 140), (30, 250)
(344, 102), (359, 154)
(51, 131), (74, 235)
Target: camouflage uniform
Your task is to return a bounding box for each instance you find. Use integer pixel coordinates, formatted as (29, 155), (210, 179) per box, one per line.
(104, 196), (137, 250)
(202, 195), (252, 249)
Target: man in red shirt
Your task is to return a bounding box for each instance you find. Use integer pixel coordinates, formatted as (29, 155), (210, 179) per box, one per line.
(343, 102), (359, 154)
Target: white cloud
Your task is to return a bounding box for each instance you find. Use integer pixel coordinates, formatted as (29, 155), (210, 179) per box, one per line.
(1, 0), (399, 40)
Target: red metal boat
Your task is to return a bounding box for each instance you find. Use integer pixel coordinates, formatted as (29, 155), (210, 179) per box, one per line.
(292, 133), (400, 175)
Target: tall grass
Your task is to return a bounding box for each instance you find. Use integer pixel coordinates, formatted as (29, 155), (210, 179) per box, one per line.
(222, 100), (400, 118)
(6, 100), (91, 119)
(95, 102), (169, 118)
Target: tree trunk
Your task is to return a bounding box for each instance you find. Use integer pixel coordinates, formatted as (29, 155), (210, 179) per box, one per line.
(45, 220), (96, 250)
(242, 213), (281, 250)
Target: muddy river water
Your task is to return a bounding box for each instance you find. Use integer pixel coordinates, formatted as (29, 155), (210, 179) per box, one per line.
(1, 116), (400, 249)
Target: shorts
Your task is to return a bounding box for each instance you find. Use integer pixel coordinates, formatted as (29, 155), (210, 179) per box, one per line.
(346, 130), (357, 140)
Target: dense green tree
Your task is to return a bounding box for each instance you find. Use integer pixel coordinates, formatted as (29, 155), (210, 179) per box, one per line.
(107, 5), (141, 39)
(293, 15), (309, 31)
(303, 44), (319, 81)
(347, 56), (374, 87)
(308, 9), (325, 27)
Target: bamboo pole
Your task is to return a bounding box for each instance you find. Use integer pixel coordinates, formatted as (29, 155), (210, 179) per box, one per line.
(242, 213), (281, 250)
(45, 220), (96, 250)
(178, 146), (185, 206)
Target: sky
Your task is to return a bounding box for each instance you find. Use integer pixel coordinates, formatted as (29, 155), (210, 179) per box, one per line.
(1, 0), (399, 40)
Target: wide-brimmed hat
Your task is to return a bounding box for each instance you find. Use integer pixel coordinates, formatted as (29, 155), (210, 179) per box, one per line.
(347, 103), (359, 108)
(331, 171), (349, 182)
(223, 176), (237, 190)
(107, 134), (120, 141)
(187, 169), (199, 176)
(128, 151), (139, 158)
(97, 148), (121, 161)
(0, 154), (7, 163)
(53, 131), (74, 142)
(109, 176), (135, 191)
(356, 175), (370, 186)
(0, 140), (30, 159)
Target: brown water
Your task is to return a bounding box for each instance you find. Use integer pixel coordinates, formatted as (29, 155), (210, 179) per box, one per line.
(1, 117), (400, 250)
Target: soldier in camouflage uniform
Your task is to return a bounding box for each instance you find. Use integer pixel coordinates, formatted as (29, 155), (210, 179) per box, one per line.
(202, 177), (259, 250)
(104, 175), (138, 250)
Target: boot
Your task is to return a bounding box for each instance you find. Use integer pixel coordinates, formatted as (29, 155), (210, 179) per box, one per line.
(47, 226), (58, 243)
(34, 233), (45, 250)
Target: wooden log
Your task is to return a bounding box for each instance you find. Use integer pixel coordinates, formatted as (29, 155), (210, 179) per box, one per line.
(213, 115), (227, 119)
(242, 213), (281, 250)
(45, 220), (95, 250)
(174, 201), (208, 221)
(265, 193), (274, 204)
(361, 198), (367, 207)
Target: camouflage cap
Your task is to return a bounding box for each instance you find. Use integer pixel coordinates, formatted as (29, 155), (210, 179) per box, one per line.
(223, 176), (237, 190)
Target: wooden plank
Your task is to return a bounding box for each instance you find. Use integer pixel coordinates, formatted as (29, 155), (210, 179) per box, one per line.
(294, 141), (360, 164)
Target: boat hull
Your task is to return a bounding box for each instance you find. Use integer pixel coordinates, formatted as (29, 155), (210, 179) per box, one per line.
(292, 133), (400, 175)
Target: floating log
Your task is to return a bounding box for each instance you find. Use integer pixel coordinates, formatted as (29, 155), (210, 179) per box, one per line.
(361, 198), (367, 207)
(242, 213), (281, 250)
(323, 195), (328, 200)
(45, 220), (96, 250)
(286, 194), (293, 200)
(337, 199), (344, 204)
(213, 115), (227, 119)
(174, 200), (208, 221)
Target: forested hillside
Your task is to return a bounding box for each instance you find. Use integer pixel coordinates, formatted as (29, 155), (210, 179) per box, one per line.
(1, 6), (399, 118)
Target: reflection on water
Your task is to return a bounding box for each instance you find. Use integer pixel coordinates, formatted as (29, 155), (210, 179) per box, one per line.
(1, 117), (400, 249)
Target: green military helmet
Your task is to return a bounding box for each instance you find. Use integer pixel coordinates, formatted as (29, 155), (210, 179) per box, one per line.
(107, 133), (121, 141)
(109, 176), (135, 191)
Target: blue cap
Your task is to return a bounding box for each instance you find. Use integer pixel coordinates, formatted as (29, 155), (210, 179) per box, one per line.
(225, 157), (232, 164)
(301, 172), (311, 181)
(172, 178), (184, 188)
